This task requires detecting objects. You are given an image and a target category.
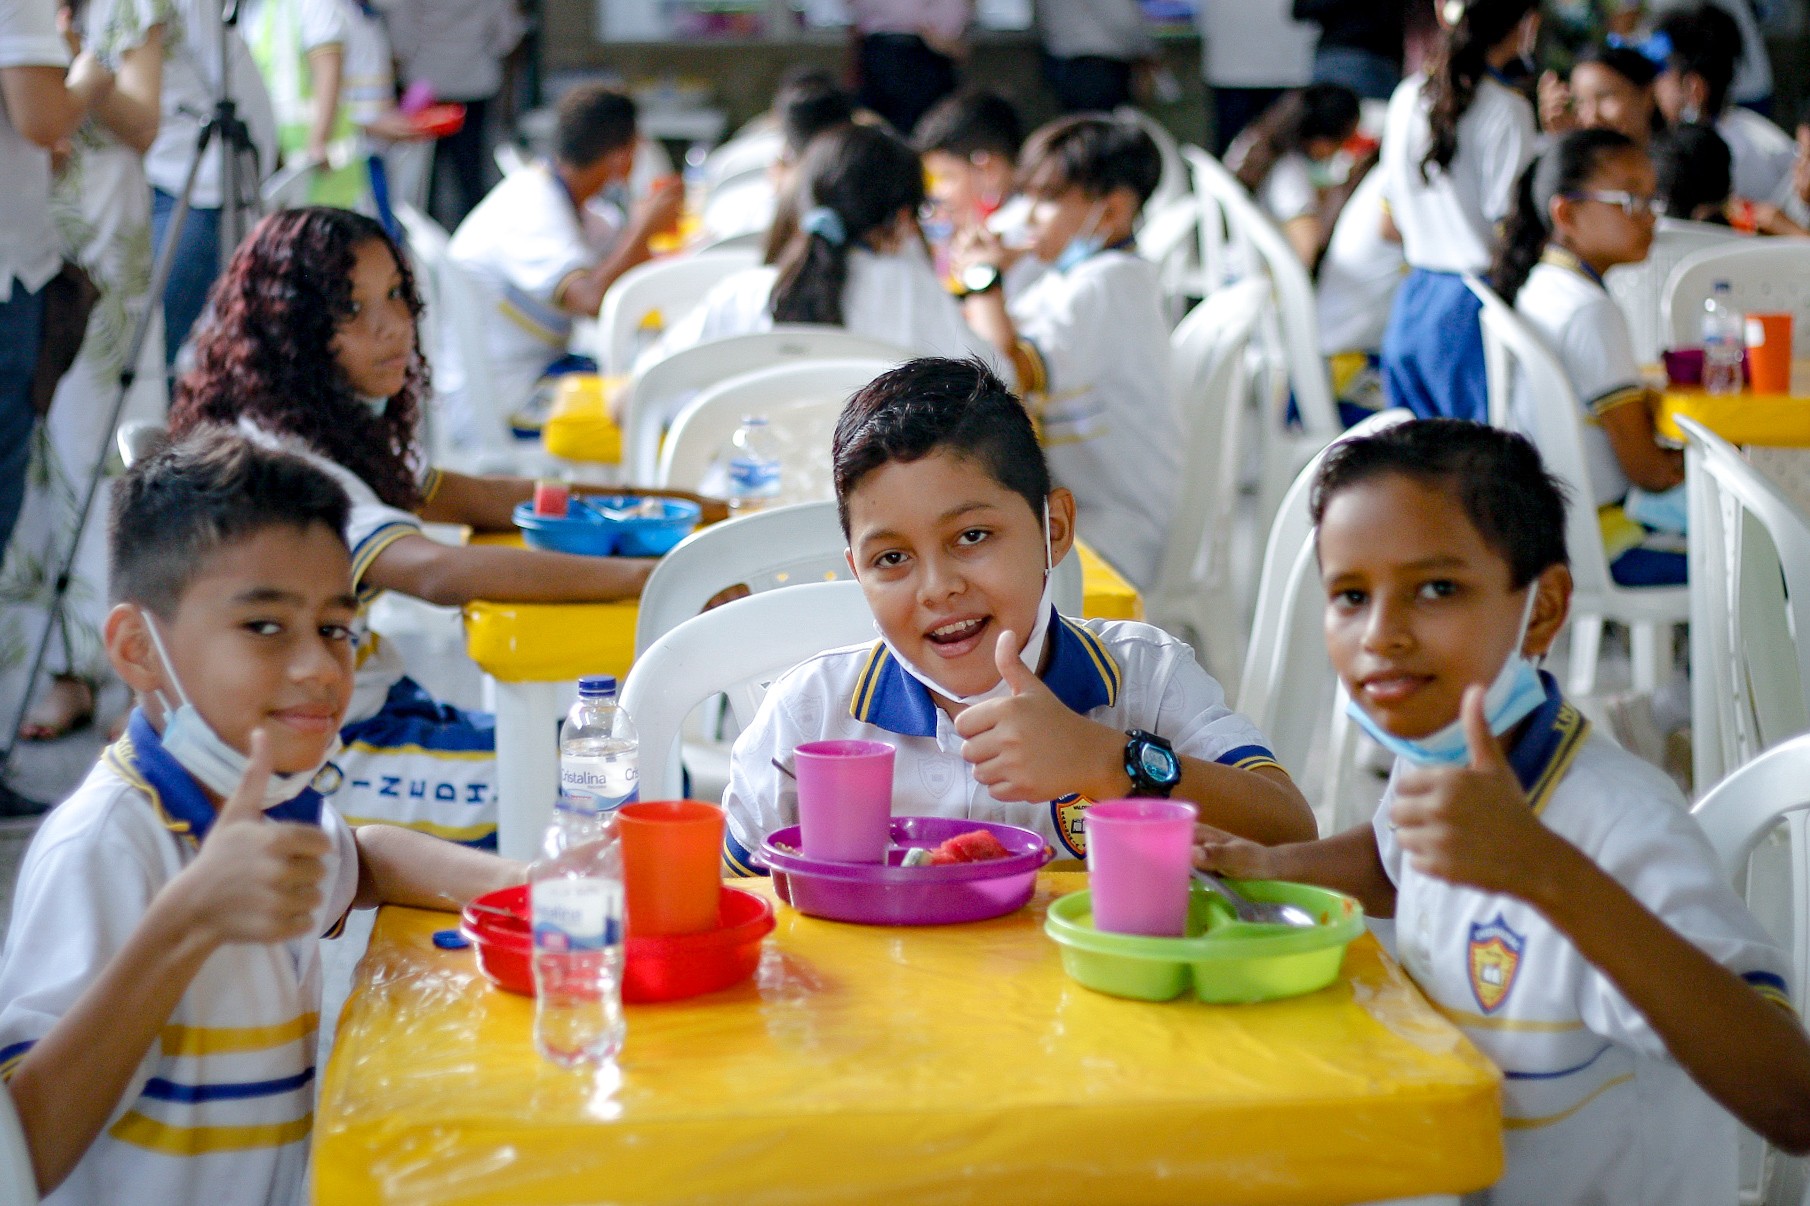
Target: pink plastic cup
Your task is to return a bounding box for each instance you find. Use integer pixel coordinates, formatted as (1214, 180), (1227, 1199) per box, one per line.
(792, 740), (895, 863)
(1084, 799), (1200, 936)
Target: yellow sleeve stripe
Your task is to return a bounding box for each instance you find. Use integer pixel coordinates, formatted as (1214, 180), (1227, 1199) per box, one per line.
(1012, 338), (1049, 400)
(349, 520), (420, 592)
(1585, 384), (1648, 420)
(159, 1014), (319, 1058)
(722, 842), (763, 879)
(1232, 755), (1286, 775)
(109, 1111), (314, 1155)
(1752, 983), (1796, 1014)
(420, 467), (445, 505)
(339, 815), (498, 844)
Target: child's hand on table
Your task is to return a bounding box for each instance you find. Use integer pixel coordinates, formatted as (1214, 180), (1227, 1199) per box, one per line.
(954, 627), (1126, 803)
(1192, 822), (1278, 880)
(171, 728), (331, 946)
(1388, 685), (1559, 897)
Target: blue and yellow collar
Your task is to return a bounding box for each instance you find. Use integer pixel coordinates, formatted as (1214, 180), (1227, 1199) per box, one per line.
(849, 610), (1121, 737)
(104, 710), (324, 844)
(1541, 245), (1607, 290)
(1505, 671), (1590, 815)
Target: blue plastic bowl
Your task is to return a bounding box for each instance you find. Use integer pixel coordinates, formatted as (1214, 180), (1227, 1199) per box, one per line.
(596, 496), (702, 557)
(512, 499), (619, 556)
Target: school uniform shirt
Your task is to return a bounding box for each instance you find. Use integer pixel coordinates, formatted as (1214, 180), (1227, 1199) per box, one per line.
(447, 162), (622, 424)
(0, 712), (360, 1206)
(1719, 105), (1797, 205)
(1257, 151), (1318, 226)
(1316, 165), (1404, 356)
(238, 420), (499, 846)
(146, 0), (279, 208)
(1379, 72), (1535, 274)
(1009, 247), (1178, 590)
(245, 0), (345, 145)
(380, 0), (521, 104)
(0, 0), (66, 298)
(1374, 675), (1789, 1206)
(721, 611), (1282, 871)
(338, 0), (394, 134)
(1195, 0), (1314, 88)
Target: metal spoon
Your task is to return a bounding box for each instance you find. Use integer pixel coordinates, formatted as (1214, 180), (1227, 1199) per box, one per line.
(1192, 868), (1317, 928)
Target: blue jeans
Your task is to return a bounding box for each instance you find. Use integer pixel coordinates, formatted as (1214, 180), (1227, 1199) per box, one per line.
(0, 282), (44, 555)
(151, 188), (225, 370)
(1313, 47), (1401, 102)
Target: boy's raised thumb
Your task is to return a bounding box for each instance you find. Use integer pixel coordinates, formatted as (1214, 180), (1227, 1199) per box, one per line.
(1462, 685), (1507, 773)
(219, 728), (275, 825)
(993, 628), (1040, 695)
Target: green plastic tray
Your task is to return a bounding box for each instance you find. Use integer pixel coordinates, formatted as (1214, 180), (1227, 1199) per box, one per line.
(1044, 881), (1365, 1004)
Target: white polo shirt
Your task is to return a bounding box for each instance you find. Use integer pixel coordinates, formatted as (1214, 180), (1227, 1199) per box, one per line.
(447, 162), (622, 420)
(0, 0), (68, 298)
(1380, 72), (1535, 274)
(1316, 166), (1404, 356)
(1719, 105), (1796, 205)
(1010, 247), (1178, 589)
(1375, 677), (1790, 1206)
(0, 712), (360, 1206)
(721, 611), (1281, 872)
(1511, 251), (1644, 508)
(1257, 151), (1317, 226)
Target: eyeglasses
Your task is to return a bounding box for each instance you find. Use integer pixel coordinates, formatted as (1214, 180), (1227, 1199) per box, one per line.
(1563, 190), (1663, 218)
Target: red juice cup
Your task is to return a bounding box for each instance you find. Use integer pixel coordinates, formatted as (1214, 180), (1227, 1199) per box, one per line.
(1085, 799), (1200, 937)
(793, 740), (895, 863)
(617, 800), (725, 936)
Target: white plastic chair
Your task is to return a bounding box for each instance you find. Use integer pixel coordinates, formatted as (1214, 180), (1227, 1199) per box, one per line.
(704, 128), (782, 193)
(1667, 240), (1810, 360)
(393, 204), (457, 463)
(594, 249), (760, 376)
(1115, 105), (1188, 213)
(0, 1081), (39, 1206)
(1466, 275), (1690, 695)
(384, 139), (434, 211)
(1604, 218), (1739, 364)
(1691, 733), (1810, 1206)
(430, 254), (520, 470)
(623, 327), (911, 482)
(1144, 279), (1268, 680)
(620, 579), (876, 800)
(1238, 409), (1412, 831)
(1679, 415), (1810, 792)
(655, 358), (895, 499)
(261, 161), (313, 210)
(494, 141), (529, 177)
(1135, 193), (1204, 326)
(116, 420), (168, 468)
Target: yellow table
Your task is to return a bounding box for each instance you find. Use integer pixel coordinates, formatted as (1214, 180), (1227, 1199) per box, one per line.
(465, 546), (1141, 859)
(1657, 362), (1810, 447)
(314, 874), (1502, 1205)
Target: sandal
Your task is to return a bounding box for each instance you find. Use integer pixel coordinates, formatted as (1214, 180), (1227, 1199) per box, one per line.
(17, 676), (96, 743)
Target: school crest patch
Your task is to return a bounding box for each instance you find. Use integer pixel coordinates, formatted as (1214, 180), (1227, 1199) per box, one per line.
(1052, 794), (1093, 858)
(918, 756), (957, 799)
(1468, 915), (1526, 1014)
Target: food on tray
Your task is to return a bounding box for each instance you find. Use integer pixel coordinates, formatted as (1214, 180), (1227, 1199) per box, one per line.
(900, 829), (1013, 867)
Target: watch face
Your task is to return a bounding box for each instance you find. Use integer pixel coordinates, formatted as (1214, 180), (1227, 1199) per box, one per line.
(1138, 743), (1179, 784)
(961, 263), (999, 293)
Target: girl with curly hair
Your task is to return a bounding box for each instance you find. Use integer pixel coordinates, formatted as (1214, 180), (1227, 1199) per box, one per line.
(170, 206), (717, 848)
(1377, 0), (1539, 423)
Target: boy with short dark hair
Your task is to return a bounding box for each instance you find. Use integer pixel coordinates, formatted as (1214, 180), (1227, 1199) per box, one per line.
(0, 431), (517, 1204)
(721, 358), (1314, 872)
(1197, 419), (1810, 1204)
(954, 115), (1177, 589)
(915, 88), (1025, 231)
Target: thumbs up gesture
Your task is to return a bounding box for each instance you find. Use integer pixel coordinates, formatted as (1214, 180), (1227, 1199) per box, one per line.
(1388, 686), (1555, 895)
(171, 729), (333, 947)
(954, 628), (1113, 802)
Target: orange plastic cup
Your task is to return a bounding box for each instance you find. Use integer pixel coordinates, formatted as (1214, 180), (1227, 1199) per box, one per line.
(617, 800), (725, 937)
(1746, 312), (1794, 394)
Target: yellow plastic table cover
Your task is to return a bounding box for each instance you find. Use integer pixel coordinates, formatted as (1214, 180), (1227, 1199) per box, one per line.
(541, 375), (625, 464)
(314, 874), (1502, 1205)
(464, 542), (1143, 682)
(1658, 388), (1810, 447)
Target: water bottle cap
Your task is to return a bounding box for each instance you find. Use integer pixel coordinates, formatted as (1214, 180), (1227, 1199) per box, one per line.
(577, 675), (617, 698)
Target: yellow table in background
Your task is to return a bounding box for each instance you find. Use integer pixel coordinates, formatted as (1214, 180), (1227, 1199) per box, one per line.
(1656, 362), (1810, 447)
(314, 873), (1502, 1205)
(465, 542), (1142, 860)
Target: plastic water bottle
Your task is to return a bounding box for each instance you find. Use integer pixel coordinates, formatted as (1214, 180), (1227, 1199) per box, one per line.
(559, 675), (638, 815)
(1702, 281), (1746, 395)
(530, 793), (626, 1067)
(723, 415), (783, 515)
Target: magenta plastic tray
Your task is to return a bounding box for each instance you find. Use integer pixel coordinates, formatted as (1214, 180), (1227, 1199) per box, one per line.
(758, 816), (1053, 925)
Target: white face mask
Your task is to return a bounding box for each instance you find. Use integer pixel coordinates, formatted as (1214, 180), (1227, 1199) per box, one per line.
(140, 612), (341, 807)
(877, 500), (1058, 708)
(359, 394), (390, 417)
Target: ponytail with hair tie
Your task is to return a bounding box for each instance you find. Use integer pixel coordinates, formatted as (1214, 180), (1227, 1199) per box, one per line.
(1420, 0), (1539, 183)
(798, 206), (847, 246)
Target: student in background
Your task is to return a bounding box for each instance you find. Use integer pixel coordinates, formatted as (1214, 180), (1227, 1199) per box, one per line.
(1294, 0), (1404, 102)
(245, 0), (350, 204)
(1034, 0), (1154, 114)
(1315, 163), (1404, 427)
(1651, 5), (1794, 206)
(1227, 82), (1362, 266)
(740, 74), (856, 263)
(913, 88), (1040, 295)
(1378, 0), (1539, 422)
(1651, 122), (1807, 236)
(849, 0), (970, 137)
(1195, 0), (1316, 155)
(1538, 43), (1661, 146)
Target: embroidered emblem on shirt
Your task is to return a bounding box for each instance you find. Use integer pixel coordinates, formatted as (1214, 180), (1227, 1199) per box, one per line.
(918, 756), (958, 799)
(1052, 793), (1093, 858)
(1468, 914), (1526, 1014)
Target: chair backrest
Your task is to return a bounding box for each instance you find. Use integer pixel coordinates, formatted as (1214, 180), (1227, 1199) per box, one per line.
(0, 1080), (38, 1206)
(596, 249), (761, 376)
(1466, 275), (1619, 606)
(1136, 193), (1203, 325)
(1680, 415), (1810, 788)
(695, 229), (767, 255)
(385, 139), (434, 211)
(494, 141), (529, 177)
(1666, 240), (1810, 359)
(117, 420), (169, 468)
(656, 358), (895, 498)
(620, 579), (876, 799)
(1604, 218), (1740, 364)
(704, 128), (782, 193)
(261, 161), (313, 210)
(624, 327), (911, 481)
(431, 255), (508, 453)
(1115, 105), (1188, 212)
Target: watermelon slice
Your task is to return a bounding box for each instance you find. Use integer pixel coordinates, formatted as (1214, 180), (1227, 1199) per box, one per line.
(926, 829), (1012, 865)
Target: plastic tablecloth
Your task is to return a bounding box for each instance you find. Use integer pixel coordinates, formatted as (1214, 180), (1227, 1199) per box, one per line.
(314, 873), (1502, 1205)
(1657, 362), (1810, 447)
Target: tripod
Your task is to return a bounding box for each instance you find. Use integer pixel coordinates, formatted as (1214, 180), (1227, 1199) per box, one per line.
(0, 0), (264, 805)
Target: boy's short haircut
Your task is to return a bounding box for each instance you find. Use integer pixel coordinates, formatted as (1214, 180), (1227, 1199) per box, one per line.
(1308, 419), (1570, 589)
(110, 427), (352, 617)
(778, 77), (857, 159)
(555, 85), (638, 168)
(1018, 115), (1162, 209)
(1652, 121), (1733, 218)
(1656, 6), (1740, 118)
(914, 89), (1026, 162)
(832, 357), (1051, 534)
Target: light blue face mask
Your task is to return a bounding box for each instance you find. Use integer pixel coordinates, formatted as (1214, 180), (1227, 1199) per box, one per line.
(359, 394), (390, 417)
(1053, 202), (1106, 273)
(1344, 586), (1547, 768)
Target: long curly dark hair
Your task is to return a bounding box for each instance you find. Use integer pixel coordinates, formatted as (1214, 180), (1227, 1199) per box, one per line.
(171, 207), (430, 511)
